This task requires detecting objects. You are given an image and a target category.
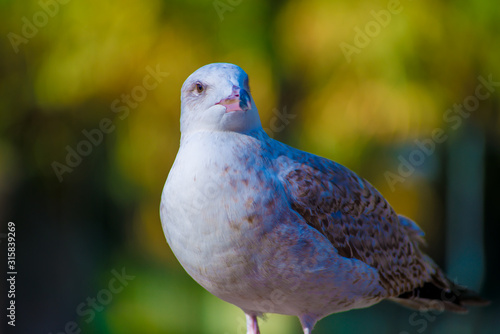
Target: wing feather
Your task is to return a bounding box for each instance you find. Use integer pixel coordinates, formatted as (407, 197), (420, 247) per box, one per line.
(272, 144), (435, 296)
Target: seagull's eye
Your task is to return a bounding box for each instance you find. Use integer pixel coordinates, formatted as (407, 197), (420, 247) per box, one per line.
(195, 82), (204, 94)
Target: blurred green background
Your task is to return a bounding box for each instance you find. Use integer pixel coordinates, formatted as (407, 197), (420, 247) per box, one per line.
(1, 0), (499, 333)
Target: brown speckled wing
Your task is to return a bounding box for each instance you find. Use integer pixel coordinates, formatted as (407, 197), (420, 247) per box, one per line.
(274, 145), (433, 297)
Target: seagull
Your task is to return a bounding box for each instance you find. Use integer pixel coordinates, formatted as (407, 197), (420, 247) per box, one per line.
(160, 63), (488, 334)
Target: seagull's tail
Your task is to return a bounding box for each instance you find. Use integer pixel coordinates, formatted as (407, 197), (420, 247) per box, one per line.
(392, 215), (490, 313)
(391, 275), (490, 313)
(392, 272), (490, 313)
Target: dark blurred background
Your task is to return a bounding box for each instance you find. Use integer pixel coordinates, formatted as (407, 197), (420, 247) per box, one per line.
(1, 0), (499, 333)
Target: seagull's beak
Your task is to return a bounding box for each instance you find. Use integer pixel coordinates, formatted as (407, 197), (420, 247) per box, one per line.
(216, 86), (251, 112)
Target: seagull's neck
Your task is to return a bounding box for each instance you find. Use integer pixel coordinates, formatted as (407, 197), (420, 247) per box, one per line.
(176, 129), (272, 169)
(180, 127), (268, 145)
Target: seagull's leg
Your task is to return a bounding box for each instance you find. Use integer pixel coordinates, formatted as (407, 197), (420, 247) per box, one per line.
(245, 313), (260, 334)
(299, 314), (317, 334)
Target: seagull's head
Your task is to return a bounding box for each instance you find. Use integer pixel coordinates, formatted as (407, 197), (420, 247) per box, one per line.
(180, 63), (261, 134)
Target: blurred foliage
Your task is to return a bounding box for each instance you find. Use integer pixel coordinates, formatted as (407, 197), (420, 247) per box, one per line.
(1, 0), (499, 333)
